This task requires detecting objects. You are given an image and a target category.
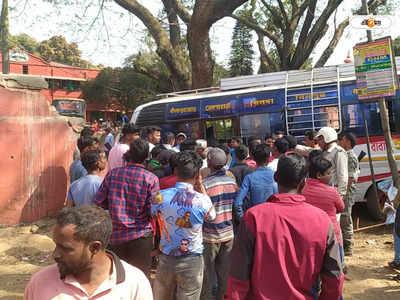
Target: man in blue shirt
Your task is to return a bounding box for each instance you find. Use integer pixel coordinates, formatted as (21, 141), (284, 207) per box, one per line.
(229, 136), (242, 168)
(67, 150), (106, 206)
(103, 127), (115, 157)
(69, 136), (98, 183)
(234, 143), (278, 219)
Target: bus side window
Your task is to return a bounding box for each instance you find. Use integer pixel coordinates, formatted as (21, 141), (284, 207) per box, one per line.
(388, 98), (400, 135)
(270, 112), (285, 134)
(341, 104), (364, 137)
(342, 101), (400, 138)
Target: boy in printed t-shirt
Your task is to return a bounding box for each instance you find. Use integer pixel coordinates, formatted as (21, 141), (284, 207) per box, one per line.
(151, 151), (216, 300)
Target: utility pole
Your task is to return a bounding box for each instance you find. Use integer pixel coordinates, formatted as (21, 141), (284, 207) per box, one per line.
(360, 0), (379, 201)
(1, 0), (10, 74)
(361, 0), (373, 42)
(361, 0), (400, 188)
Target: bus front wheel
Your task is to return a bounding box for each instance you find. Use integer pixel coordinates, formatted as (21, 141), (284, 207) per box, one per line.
(366, 187), (386, 221)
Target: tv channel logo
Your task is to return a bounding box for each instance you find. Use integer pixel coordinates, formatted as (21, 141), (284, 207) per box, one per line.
(350, 15), (392, 30)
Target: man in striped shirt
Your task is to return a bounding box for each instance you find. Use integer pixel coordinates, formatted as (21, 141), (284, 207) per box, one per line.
(201, 148), (238, 300)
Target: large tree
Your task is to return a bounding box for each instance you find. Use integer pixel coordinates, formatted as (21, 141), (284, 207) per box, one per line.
(37, 36), (94, 68)
(229, 16), (254, 77)
(232, 0), (388, 72)
(113, 0), (248, 90)
(82, 65), (169, 111)
(1, 33), (96, 68)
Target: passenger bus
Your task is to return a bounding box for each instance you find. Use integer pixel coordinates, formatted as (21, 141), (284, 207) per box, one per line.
(131, 58), (400, 220)
(52, 98), (86, 119)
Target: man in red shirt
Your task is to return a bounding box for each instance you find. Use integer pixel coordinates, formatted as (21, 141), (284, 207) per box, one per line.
(225, 153), (343, 300)
(159, 152), (179, 190)
(302, 152), (344, 246)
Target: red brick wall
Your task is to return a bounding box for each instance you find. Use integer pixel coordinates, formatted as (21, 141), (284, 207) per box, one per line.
(0, 85), (77, 225)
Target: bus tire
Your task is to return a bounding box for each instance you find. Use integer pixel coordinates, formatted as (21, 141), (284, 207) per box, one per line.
(366, 187), (386, 221)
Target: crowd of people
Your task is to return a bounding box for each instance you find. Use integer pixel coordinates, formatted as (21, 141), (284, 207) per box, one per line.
(23, 122), (400, 300)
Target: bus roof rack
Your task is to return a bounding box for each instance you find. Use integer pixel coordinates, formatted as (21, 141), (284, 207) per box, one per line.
(154, 56), (400, 98)
(220, 56), (400, 91)
(157, 86), (220, 98)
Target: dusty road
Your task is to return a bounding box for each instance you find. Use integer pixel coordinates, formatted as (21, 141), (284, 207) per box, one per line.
(0, 205), (399, 299)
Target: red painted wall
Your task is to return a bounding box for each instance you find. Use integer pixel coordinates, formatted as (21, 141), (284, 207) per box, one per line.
(0, 85), (77, 225)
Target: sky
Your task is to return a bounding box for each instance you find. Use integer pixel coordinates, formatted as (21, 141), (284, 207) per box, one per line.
(8, 0), (400, 70)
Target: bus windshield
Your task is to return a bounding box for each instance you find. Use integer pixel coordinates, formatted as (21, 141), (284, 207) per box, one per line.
(52, 99), (86, 119)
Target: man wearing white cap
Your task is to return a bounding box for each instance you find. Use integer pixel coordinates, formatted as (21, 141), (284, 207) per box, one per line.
(296, 127), (348, 200)
(315, 127), (348, 200)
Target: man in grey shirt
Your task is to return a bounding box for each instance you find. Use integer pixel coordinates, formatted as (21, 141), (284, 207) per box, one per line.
(295, 127), (348, 200)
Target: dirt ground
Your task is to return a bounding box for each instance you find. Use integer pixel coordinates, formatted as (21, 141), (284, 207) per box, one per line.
(0, 205), (399, 299)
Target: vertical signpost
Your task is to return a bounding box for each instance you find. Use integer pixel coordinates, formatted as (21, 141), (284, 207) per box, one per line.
(353, 37), (400, 188)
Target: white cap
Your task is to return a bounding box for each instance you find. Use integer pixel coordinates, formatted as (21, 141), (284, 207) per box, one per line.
(195, 139), (207, 149)
(176, 132), (187, 139)
(315, 127), (338, 144)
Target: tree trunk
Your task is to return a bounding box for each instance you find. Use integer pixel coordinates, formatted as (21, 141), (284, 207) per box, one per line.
(1, 0), (10, 74)
(188, 0), (248, 89)
(115, 0), (248, 90)
(379, 99), (400, 188)
(187, 18), (213, 89)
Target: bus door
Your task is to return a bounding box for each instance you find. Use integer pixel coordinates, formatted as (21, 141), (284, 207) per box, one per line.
(205, 118), (237, 143)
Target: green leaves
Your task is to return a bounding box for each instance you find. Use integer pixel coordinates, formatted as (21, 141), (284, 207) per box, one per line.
(2, 33), (95, 68)
(82, 51), (173, 111)
(229, 19), (255, 76)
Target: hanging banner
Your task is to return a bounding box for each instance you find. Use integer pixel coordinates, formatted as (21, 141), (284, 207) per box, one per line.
(166, 101), (200, 120)
(353, 37), (399, 100)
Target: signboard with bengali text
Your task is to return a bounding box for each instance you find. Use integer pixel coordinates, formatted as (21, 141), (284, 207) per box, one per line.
(353, 37), (399, 100)
(239, 90), (283, 114)
(166, 101), (200, 120)
(201, 98), (237, 118)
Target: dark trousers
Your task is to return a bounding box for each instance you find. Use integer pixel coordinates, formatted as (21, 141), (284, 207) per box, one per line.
(109, 232), (153, 276)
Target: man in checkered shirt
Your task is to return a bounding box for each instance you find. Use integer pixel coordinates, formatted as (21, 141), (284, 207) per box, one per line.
(95, 138), (159, 277)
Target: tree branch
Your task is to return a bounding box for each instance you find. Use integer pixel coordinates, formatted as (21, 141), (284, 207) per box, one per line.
(259, 0), (285, 30)
(230, 13), (282, 49)
(296, 0), (317, 48)
(193, 0), (249, 26)
(114, 0), (190, 90)
(162, 0), (182, 49)
(290, 0), (298, 11)
(276, 0), (289, 27)
(257, 32), (279, 73)
(168, 0), (191, 24)
(314, 0), (386, 67)
(292, 0), (344, 68)
(314, 18), (349, 67)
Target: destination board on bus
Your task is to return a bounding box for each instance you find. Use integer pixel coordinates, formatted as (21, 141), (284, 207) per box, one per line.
(239, 90), (283, 114)
(353, 37), (399, 100)
(166, 101), (200, 120)
(286, 86), (339, 108)
(201, 98), (237, 118)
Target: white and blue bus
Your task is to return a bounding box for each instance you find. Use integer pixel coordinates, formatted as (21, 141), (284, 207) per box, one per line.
(132, 59), (400, 220)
